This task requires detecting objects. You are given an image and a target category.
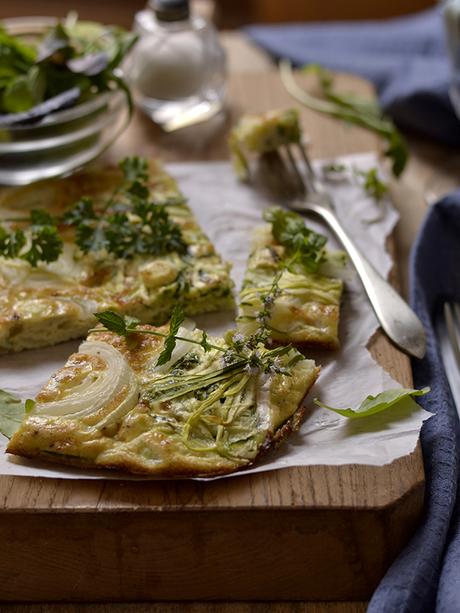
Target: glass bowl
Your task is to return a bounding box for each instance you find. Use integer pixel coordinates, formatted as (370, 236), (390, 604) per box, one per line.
(0, 17), (131, 185)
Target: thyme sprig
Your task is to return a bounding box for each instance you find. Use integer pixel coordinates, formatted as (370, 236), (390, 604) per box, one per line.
(93, 306), (297, 376)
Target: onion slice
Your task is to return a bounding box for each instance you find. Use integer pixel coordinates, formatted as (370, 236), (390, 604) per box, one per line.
(34, 340), (139, 423)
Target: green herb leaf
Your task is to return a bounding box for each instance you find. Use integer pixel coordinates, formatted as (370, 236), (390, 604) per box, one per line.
(0, 208), (63, 266)
(63, 158), (186, 260)
(2, 65), (46, 113)
(0, 226), (26, 258)
(63, 196), (96, 224)
(0, 18), (137, 116)
(281, 61), (408, 178)
(94, 310), (140, 336)
(357, 168), (388, 201)
(120, 156), (149, 183)
(264, 207), (327, 273)
(200, 331), (211, 352)
(315, 387), (430, 419)
(0, 389), (27, 438)
(22, 211), (63, 266)
(156, 305), (185, 366)
(37, 22), (72, 63)
(25, 399), (36, 413)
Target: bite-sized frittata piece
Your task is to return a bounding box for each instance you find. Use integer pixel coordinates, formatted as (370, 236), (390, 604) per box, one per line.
(0, 160), (234, 353)
(229, 108), (301, 179)
(7, 324), (319, 477)
(237, 211), (344, 350)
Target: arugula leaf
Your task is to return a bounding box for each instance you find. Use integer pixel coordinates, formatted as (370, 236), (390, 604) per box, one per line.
(315, 387), (430, 419)
(156, 305), (185, 366)
(94, 310), (140, 336)
(0, 18), (137, 117)
(67, 52), (108, 76)
(37, 22), (72, 63)
(264, 207), (327, 273)
(280, 61), (408, 177)
(0, 389), (27, 438)
(2, 66), (45, 113)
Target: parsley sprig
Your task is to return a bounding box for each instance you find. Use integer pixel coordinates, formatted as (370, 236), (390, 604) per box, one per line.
(0, 209), (63, 266)
(64, 156), (187, 259)
(0, 156), (186, 266)
(264, 207), (327, 273)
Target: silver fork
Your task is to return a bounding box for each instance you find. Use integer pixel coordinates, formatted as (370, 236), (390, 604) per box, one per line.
(436, 302), (460, 414)
(254, 144), (426, 359)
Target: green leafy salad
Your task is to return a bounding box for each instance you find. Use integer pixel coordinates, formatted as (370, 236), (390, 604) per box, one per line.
(0, 14), (137, 122)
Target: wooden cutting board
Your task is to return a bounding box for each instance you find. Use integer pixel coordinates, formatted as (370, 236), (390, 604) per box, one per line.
(0, 72), (424, 602)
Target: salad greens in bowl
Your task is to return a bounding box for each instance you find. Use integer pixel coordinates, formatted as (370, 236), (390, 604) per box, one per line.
(0, 15), (137, 185)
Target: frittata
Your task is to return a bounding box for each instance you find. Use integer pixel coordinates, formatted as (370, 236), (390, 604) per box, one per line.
(0, 161), (234, 353)
(237, 224), (343, 350)
(7, 324), (319, 477)
(229, 108), (301, 179)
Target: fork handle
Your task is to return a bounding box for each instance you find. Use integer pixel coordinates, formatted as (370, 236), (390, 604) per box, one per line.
(310, 204), (426, 359)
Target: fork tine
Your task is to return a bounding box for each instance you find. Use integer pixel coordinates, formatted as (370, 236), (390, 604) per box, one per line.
(444, 302), (460, 369)
(255, 151), (298, 200)
(297, 141), (316, 185)
(284, 144), (307, 195)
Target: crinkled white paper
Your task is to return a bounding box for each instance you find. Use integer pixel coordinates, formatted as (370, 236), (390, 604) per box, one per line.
(0, 152), (431, 479)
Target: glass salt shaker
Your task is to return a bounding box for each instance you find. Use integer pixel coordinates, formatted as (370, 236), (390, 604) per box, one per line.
(129, 0), (226, 126)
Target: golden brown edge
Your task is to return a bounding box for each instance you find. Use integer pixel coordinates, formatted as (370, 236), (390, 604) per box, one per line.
(6, 366), (320, 479)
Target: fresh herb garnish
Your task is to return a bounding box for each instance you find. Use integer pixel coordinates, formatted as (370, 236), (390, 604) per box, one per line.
(64, 156), (187, 259)
(264, 207), (327, 273)
(94, 307), (297, 376)
(156, 305), (186, 366)
(94, 310), (141, 336)
(354, 167), (389, 225)
(237, 208), (329, 342)
(315, 387), (430, 419)
(0, 389), (29, 438)
(280, 61), (408, 177)
(0, 156), (186, 266)
(357, 168), (388, 202)
(0, 209), (63, 267)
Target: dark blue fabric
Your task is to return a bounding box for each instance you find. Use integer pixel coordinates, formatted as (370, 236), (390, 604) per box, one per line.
(367, 196), (460, 612)
(245, 9), (460, 146)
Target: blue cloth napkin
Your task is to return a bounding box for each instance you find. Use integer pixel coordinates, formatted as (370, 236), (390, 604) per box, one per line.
(245, 8), (460, 146)
(367, 196), (460, 612)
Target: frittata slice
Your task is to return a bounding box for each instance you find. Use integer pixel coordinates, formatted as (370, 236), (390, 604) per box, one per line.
(7, 325), (319, 477)
(237, 223), (343, 350)
(0, 161), (234, 353)
(229, 108), (301, 179)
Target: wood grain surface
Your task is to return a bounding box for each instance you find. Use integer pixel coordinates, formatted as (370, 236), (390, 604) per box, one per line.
(0, 71), (424, 604)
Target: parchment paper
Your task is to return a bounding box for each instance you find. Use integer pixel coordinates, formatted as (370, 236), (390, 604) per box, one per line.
(0, 152), (431, 479)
